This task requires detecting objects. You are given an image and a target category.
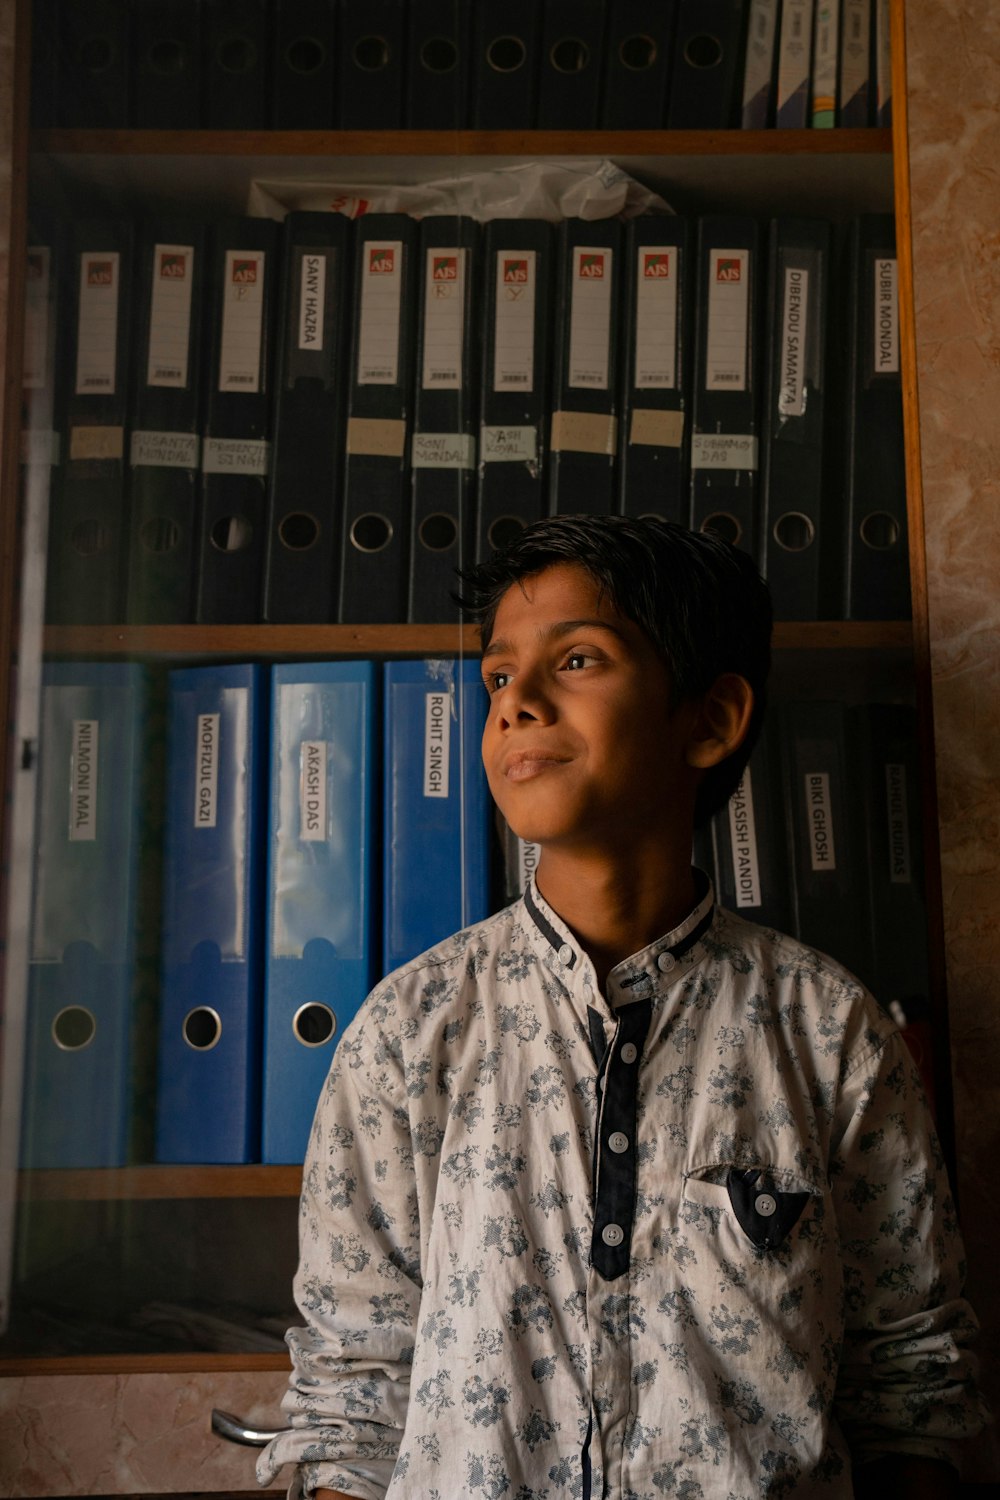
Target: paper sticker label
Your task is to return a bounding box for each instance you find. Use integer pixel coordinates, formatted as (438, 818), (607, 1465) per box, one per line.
(728, 766), (762, 907)
(518, 838), (541, 893)
(569, 247), (613, 390)
(690, 433), (758, 471)
(131, 430), (200, 469)
(874, 257), (899, 375)
(76, 250), (120, 396)
(482, 424), (538, 463)
(202, 437), (270, 475)
(299, 740), (328, 842)
(422, 248), (466, 390)
(494, 249), (537, 392)
(69, 719), (98, 842)
(412, 432), (475, 469)
(358, 240), (404, 385)
(635, 246), (678, 389)
(148, 244), (194, 388)
(298, 252), (327, 351)
(424, 692), (450, 798)
(779, 266), (809, 418)
(219, 250), (265, 393)
(805, 772), (836, 871)
(886, 762), (912, 882)
(69, 424), (124, 462)
(194, 713), (220, 829)
(629, 409), (685, 448)
(706, 249), (750, 391)
(23, 245), (50, 391)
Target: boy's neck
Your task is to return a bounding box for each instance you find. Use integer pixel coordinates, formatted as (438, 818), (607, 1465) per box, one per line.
(534, 841), (699, 995)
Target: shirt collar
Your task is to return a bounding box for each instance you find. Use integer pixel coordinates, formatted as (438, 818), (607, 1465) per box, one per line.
(521, 868), (716, 1012)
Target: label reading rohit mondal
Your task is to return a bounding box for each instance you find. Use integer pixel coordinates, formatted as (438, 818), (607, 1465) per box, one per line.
(424, 692), (450, 799)
(805, 772), (836, 871)
(194, 712), (220, 829)
(69, 719), (99, 842)
(299, 740), (328, 842)
(727, 766), (762, 907)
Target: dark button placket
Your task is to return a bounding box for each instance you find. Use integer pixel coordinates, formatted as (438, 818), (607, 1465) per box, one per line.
(588, 996), (653, 1281)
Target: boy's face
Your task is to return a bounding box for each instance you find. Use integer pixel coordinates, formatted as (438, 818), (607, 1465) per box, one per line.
(480, 562), (701, 855)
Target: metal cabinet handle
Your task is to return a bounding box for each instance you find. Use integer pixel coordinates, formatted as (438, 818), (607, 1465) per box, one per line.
(211, 1408), (284, 1447)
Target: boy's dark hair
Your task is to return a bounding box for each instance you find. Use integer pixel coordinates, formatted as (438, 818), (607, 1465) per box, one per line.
(456, 514), (773, 827)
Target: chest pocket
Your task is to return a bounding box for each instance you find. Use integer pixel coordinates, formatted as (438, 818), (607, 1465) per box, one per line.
(682, 1163), (822, 1255)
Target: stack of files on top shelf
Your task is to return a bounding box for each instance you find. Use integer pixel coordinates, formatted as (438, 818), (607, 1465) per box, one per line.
(40, 0), (890, 131)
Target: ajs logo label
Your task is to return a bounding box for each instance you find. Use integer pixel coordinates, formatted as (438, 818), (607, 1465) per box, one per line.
(579, 254), (605, 279)
(643, 252), (670, 278)
(369, 246), (395, 274)
(716, 258), (742, 283)
(86, 259), (114, 286)
(433, 255), (458, 281)
(503, 258), (529, 284)
(159, 252), (187, 280)
(232, 258), (258, 285)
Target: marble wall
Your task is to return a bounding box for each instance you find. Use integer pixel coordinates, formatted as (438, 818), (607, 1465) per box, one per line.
(905, 0), (1000, 1480)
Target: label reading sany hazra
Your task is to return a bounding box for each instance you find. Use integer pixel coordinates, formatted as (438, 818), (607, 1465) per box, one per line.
(424, 692), (450, 798)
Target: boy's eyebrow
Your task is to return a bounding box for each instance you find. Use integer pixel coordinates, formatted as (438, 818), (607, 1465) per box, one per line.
(481, 618), (627, 661)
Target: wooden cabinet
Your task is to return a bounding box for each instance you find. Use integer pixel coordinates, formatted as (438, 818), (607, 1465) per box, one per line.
(0, 0), (953, 1487)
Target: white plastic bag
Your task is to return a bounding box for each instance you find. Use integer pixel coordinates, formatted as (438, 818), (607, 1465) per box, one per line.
(248, 159), (672, 222)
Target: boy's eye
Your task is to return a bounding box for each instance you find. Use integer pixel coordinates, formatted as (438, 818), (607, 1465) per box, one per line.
(563, 652), (597, 671)
(485, 670), (511, 693)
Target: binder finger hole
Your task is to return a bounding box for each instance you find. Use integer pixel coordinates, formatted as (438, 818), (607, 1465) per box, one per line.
(421, 37), (459, 74)
(71, 519), (111, 557)
(860, 511), (901, 551)
(684, 32), (724, 70)
(620, 34), (658, 72)
(699, 512), (742, 548)
(418, 513), (458, 552)
(487, 516), (526, 553)
(52, 1005), (96, 1052)
(350, 513), (393, 553)
(216, 35), (258, 76)
(140, 517), (182, 555)
(210, 515), (253, 553)
(278, 512), (320, 552)
(147, 40), (187, 78)
(773, 512), (816, 553)
(182, 1006), (222, 1051)
(293, 1003), (337, 1049)
(354, 35), (391, 72)
(487, 36), (527, 74)
(287, 36), (327, 76)
(551, 38), (591, 75)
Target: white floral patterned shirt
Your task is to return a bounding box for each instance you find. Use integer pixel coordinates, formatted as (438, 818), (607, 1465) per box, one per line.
(258, 876), (985, 1499)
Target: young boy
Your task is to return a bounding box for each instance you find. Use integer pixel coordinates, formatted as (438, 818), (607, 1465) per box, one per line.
(258, 516), (985, 1500)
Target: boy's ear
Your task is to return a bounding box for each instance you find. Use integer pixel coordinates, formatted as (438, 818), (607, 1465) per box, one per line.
(684, 674), (755, 770)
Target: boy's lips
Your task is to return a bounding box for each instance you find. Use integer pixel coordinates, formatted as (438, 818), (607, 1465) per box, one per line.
(502, 749), (571, 782)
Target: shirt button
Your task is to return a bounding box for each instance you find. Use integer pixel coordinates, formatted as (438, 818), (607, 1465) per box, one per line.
(656, 951), (676, 973)
(608, 1132), (629, 1154)
(601, 1223), (624, 1247)
(755, 1193), (777, 1218)
(557, 943), (574, 965)
(620, 1043), (638, 1064)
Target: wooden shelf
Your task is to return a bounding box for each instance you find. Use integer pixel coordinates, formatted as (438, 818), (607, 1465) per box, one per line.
(18, 1164), (302, 1201)
(42, 619), (913, 659)
(0, 1351), (290, 1376)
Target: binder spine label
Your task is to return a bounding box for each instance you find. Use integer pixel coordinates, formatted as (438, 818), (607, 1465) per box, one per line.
(148, 244), (195, 388)
(299, 740), (328, 843)
(630, 410), (685, 449)
(346, 416), (407, 458)
(887, 763), (912, 882)
(691, 434), (759, 471)
(569, 247), (613, 390)
(359, 241), (404, 385)
(494, 250), (537, 392)
(706, 251), (750, 391)
(131, 430), (201, 469)
(551, 411), (618, 456)
(873, 258), (899, 376)
(69, 425), (124, 462)
(194, 713), (220, 829)
(635, 247), (679, 389)
(519, 838), (540, 893)
(727, 768), (761, 908)
(202, 437), (270, 475)
(298, 252), (327, 351)
(412, 433), (476, 469)
(423, 692), (450, 798)
(779, 268), (809, 418)
(23, 245), (50, 391)
(69, 719), (98, 842)
(76, 251), (121, 396)
(482, 425), (538, 463)
(422, 248), (466, 390)
(805, 772), (836, 871)
(219, 250), (266, 393)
